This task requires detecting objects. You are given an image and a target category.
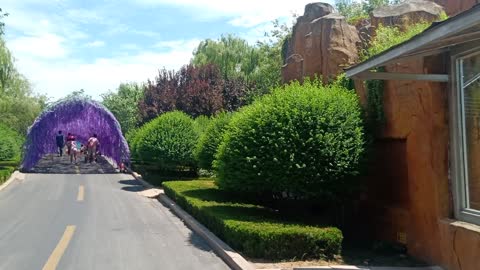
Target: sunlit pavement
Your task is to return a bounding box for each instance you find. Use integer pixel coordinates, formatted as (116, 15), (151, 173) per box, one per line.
(0, 169), (230, 269)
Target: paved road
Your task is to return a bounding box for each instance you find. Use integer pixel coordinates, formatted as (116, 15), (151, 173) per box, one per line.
(0, 173), (231, 270)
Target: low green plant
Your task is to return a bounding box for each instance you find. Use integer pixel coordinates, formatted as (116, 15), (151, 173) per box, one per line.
(195, 112), (232, 170)
(0, 166), (15, 183)
(163, 180), (343, 259)
(131, 111), (199, 171)
(214, 79), (366, 202)
(0, 124), (23, 161)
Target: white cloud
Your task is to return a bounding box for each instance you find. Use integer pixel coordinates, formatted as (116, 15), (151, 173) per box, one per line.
(7, 33), (68, 59)
(13, 39), (200, 101)
(85, 40), (106, 47)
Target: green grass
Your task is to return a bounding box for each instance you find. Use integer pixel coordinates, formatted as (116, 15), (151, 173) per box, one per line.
(163, 180), (343, 260)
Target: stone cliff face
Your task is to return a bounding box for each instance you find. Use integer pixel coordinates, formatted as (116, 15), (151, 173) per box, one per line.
(282, 1), (445, 84)
(282, 2), (360, 83)
(433, 0), (478, 16)
(372, 0), (444, 28)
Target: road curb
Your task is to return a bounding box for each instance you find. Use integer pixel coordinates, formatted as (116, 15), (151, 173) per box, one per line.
(129, 170), (255, 270)
(0, 170), (22, 192)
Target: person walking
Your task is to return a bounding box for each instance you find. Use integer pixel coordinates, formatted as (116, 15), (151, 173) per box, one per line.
(66, 133), (76, 155)
(55, 130), (65, 157)
(87, 133), (100, 163)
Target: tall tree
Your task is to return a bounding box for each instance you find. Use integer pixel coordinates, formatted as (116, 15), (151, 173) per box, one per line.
(192, 28), (289, 102)
(101, 83), (143, 135)
(0, 11), (47, 135)
(192, 34), (259, 82)
(138, 64), (248, 123)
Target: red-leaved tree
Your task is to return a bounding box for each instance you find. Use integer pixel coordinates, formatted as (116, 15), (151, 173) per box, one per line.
(139, 64), (248, 123)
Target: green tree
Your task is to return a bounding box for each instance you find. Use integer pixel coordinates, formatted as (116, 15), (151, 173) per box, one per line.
(101, 83), (143, 135)
(0, 8), (8, 36)
(253, 18), (293, 99)
(0, 38), (47, 135)
(192, 20), (293, 102)
(192, 34), (259, 82)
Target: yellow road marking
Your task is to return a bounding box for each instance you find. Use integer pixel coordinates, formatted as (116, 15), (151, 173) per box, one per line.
(77, 185), (84, 201)
(42, 225), (76, 270)
(75, 165), (80, 175)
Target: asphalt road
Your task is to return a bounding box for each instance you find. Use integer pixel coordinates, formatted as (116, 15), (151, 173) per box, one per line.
(0, 173), (231, 270)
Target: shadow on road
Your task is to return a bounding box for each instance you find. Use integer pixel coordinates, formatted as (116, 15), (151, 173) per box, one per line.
(118, 179), (146, 192)
(188, 232), (213, 252)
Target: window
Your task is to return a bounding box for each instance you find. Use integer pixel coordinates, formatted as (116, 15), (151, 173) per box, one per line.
(453, 50), (480, 225)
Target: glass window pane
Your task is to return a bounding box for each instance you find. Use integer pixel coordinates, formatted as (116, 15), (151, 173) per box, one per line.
(462, 53), (480, 211)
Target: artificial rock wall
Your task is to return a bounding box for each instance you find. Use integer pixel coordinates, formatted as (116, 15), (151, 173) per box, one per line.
(282, 2), (480, 270)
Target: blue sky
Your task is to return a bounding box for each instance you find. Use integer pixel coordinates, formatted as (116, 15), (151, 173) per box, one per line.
(2, 0), (334, 101)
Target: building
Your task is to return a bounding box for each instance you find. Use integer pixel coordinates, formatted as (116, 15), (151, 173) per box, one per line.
(346, 5), (480, 270)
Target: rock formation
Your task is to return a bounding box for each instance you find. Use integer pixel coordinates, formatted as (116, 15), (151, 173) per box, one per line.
(433, 0), (478, 17)
(282, 1), (447, 84)
(371, 0), (444, 28)
(282, 2), (360, 83)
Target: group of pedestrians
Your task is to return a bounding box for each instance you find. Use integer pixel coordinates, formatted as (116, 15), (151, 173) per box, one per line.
(55, 130), (100, 164)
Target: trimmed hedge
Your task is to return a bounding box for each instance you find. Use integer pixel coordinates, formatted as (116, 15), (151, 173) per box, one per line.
(163, 180), (343, 259)
(0, 166), (15, 184)
(131, 111), (199, 171)
(195, 112), (231, 170)
(193, 115), (211, 136)
(214, 80), (366, 201)
(0, 124), (23, 161)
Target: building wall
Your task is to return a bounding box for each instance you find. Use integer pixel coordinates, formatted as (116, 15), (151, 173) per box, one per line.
(355, 55), (480, 270)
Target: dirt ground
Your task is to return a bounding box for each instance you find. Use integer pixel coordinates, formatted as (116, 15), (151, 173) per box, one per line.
(252, 247), (428, 270)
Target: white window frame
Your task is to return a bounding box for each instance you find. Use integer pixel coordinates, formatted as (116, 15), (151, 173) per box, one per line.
(451, 46), (480, 226)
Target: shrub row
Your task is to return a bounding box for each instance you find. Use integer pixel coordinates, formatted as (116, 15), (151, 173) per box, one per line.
(130, 111), (198, 173)
(0, 166), (16, 184)
(130, 80), (366, 202)
(0, 124), (23, 161)
(163, 180), (343, 260)
(195, 112), (231, 170)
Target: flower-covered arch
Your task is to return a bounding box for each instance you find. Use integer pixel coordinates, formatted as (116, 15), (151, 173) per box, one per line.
(22, 97), (130, 171)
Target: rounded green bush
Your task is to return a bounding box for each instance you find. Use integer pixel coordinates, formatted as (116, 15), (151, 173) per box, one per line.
(0, 124), (23, 161)
(195, 112), (232, 170)
(132, 111), (199, 171)
(193, 115), (211, 137)
(214, 80), (366, 201)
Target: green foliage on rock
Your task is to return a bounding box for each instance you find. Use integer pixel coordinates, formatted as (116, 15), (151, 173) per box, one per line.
(361, 21), (441, 128)
(335, 0), (402, 24)
(214, 80), (366, 202)
(0, 124), (23, 161)
(131, 111), (199, 171)
(195, 112), (231, 170)
(362, 22), (431, 60)
(163, 180), (343, 259)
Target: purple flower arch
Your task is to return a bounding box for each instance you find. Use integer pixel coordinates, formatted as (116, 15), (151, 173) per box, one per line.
(21, 97), (130, 170)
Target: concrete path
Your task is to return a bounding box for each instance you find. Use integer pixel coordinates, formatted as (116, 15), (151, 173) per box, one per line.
(0, 173), (230, 270)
